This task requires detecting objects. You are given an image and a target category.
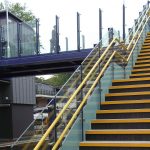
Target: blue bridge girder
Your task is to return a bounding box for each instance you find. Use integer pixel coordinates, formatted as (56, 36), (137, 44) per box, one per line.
(0, 49), (92, 78)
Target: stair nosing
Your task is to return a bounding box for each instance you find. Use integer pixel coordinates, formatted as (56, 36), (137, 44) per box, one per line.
(86, 129), (150, 134)
(139, 53), (150, 56)
(130, 73), (150, 77)
(137, 56), (150, 59)
(113, 77), (150, 83)
(80, 141), (150, 147)
(106, 91), (150, 97)
(91, 118), (150, 124)
(109, 84), (150, 89)
(134, 64), (150, 67)
(136, 60), (150, 63)
(132, 68), (150, 72)
(101, 99), (150, 105)
(96, 109), (150, 114)
(140, 49), (150, 52)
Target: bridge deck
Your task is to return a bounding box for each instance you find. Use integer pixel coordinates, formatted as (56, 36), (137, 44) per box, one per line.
(0, 49), (92, 77)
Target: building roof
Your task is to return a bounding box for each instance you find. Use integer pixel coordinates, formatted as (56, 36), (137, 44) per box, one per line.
(0, 10), (23, 22)
(0, 10), (34, 30)
(35, 82), (55, 89)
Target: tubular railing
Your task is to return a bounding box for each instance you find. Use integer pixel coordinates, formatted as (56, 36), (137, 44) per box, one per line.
(10, 27), (115, 149)
(125, 3), (148, 44)
(11, 2), (150, 150)
(33, 38), (119, 150)
(54, 50), (116, 150)
(34, 3), (150, 150)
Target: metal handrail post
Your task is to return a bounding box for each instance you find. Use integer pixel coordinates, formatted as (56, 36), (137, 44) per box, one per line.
(80, 65), (84, 141)
(53, 97), (57, 142)
(36, 18), (40, 55)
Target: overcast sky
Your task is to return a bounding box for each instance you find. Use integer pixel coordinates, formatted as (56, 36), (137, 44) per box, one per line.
(2, 0), (148, 53)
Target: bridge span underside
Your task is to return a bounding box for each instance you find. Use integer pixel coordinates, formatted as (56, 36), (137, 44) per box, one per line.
(0, 49), (92, 78)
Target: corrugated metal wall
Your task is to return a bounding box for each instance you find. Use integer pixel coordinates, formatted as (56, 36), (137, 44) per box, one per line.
(12, 76), (36, 104)
(35, 82), (56, 95)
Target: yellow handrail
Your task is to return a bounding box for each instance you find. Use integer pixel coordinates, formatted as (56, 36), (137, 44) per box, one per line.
(127, 16), (150, 61)
(127, 8), (149, 50)
(52, 10), (149, 149)
(52, 51), (116, 150)
(34, 7), (150, 150)
(115, 51), (127, 63)
(34, 38), (116, 150)
(51, 11), (150, 149)
(56, 45), (101, 104)
(113, 15), (149, 62)
(115, 38), (127, 51)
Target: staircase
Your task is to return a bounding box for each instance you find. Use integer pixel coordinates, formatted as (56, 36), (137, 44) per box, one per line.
(11, 3), (148, 148)
(79, 34), (150, 150)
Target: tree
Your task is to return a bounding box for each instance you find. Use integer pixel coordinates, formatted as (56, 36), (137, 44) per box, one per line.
(10, 3), (35, 22)
(35, 77), (45, 83)
(36, 73), (72, 87)
(45, 73), (72, 87)
(0, 2), (35, 22)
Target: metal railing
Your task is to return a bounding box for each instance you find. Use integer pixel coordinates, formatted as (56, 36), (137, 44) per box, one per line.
(34, 3), (150, 150)
(10, 27), (115, 149)
(11, 2), (150, 150)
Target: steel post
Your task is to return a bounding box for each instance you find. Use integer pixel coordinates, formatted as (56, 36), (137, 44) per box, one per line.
(36, 19), (40, 55)
(56, 15), (60, 53)
(77, 12), (80, 51)
(123, 4), (126, 41)
(99, 8), (102, 42)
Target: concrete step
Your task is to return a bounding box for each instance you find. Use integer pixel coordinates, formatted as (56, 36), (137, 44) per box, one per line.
(109, 84), (150, 93)
(141, 45), (150, 50)
(132, 68), (150, 74)
(112, 77), (150, 86)
(142, 43), (150, 46)
(80, 141), (150, 150)
(140, 49), (150, 53)
(137, 56), (150, 61)
(133, 64), (150, 70)
(130, 73), (150, 78)
(144, 38), (150, 41)
(135, 59), (150, 65)
(85, 129), (150, 141)
(138, 52), (150, 57)
(96, 109), (150, 119)
(101, 100), (150, 110)
(105, 91), (150, 101)
(91, 118), (150, 129)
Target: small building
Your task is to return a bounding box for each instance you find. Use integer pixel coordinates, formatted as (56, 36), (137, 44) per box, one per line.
(0, 10), (36, 140)
(35, 82), (56, 107)
(36, 82), (56, 96)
